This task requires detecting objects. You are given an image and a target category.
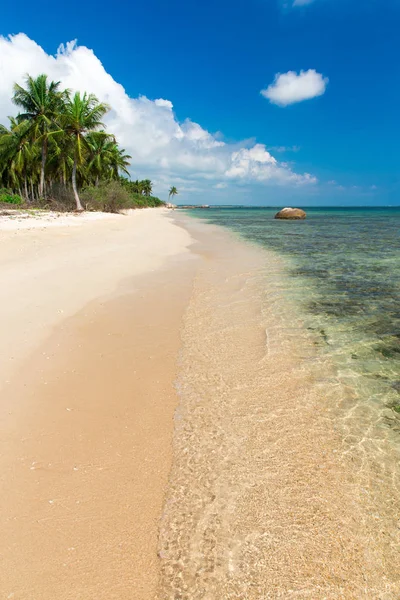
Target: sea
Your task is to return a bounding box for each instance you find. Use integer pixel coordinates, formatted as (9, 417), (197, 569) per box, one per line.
(159, 206), (400, 598)
(193, 206), (400, 422)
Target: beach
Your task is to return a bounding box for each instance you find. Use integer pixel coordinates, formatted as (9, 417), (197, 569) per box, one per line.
(0, 209), (196, 599)
(1, 208), (400, 599)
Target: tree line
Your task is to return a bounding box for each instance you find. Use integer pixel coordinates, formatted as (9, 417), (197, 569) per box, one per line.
(0, 74), (178, 211)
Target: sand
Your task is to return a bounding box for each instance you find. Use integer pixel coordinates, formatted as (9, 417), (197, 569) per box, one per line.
(0, 208), (191, 384)
(0, 208), (119, 231)
(0, 208), (197, 599)
(2, 208), (399, 599)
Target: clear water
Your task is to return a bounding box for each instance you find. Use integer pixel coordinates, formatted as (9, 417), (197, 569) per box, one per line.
(190, 207), (400, 419)
(158, 209), (400, 598)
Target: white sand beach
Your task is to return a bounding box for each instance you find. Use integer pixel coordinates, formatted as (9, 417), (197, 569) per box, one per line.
(0, 208), (196, 599)
(1, 208), (399, 600)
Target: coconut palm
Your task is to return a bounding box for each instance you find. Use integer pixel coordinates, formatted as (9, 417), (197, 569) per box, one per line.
(107, 143), (131, 180)
(85, 131), (114, 185)
(0, 118), (38, 199)
(86, 133), (131, 184)
(141, 179), (153, 196)
(168, 186), (178, 203)
(131, 180), (143, 194)
(62, 92), (109, 210)
(47, 130), (73, 187)
(0, 74), (167, 211)
(12, 74), (67, 197)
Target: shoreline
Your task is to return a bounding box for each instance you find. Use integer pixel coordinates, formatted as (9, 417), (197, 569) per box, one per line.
(1, 209), (400, 598)
(160, 212), (400, 598)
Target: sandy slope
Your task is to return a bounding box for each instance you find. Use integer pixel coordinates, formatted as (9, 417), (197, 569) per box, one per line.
(0, 208), (191, 383)
(0, 208), (196, 599)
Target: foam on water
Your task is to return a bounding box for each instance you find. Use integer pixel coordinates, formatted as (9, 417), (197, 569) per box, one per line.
(157, 213), (400, 598)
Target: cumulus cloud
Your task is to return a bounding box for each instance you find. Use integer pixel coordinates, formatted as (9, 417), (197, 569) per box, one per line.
(0, 34), (317, 195)
(225, 144), (315, 184)
(261, 69), (328, 107)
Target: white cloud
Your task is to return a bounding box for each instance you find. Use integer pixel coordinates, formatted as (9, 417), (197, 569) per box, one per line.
(154, 99), (173, 109)
(226, 145), (316, 184)
(269, 145), (300, 153)
(261, 69), (328, 106)
(0, 34), (317, 196)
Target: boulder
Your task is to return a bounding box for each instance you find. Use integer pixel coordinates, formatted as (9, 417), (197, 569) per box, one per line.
(274, 207), (306, 220)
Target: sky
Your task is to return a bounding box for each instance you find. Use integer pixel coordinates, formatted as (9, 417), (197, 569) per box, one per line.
(0, 0), (399, 206)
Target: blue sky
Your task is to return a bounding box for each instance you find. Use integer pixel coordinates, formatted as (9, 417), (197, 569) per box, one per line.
(1, 0), (400, 205)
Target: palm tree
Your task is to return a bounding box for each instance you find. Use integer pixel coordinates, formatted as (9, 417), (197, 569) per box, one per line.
(1, 73), (139, 209)
(168, 186), (178, 203)
(62, 92), (109, 210)
(86, 133), (131, 184)
(130, 179), (144, 194)
(86, 131), (114, 185)
(107, 143), (131, 180)
(47, 130), (73, 187)
(12, 74), (67, 197)
(141, 179), (153, 197)
(0, 118), (38, 200)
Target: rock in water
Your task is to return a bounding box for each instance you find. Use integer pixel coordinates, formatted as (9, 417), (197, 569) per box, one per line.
(274, 207), (306, 220)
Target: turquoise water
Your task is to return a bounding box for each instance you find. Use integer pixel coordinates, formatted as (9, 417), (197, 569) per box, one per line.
(189, 207), (400, 421)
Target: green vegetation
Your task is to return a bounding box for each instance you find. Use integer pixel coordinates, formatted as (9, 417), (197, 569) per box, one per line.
(81, 180), (165, 213)
(0, 73), (171, 212)
(0, 189), (23, 205)
(168, 186), (178, 203)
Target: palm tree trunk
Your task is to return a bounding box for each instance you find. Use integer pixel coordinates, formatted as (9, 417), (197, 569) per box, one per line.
(72, 157), (84, 211)
(24, 177), (29, 202)
(31, 180), (35, 202)
(39, 139), (47, 198)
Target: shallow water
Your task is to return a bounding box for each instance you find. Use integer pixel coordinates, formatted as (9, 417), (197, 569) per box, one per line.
(191, 208), (400, 442)
(193, 208), (400, 391)
(158, 210), (400, 599)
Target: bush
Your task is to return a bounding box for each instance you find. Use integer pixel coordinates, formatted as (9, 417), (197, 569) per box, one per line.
(46, 183), (76, 211)
(0, 189), (23, 205)
(81, 181), (166, 213)
(132, 193), (165, 208)
(0, 180), (165, 213)
(81, 181), (133, 213)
